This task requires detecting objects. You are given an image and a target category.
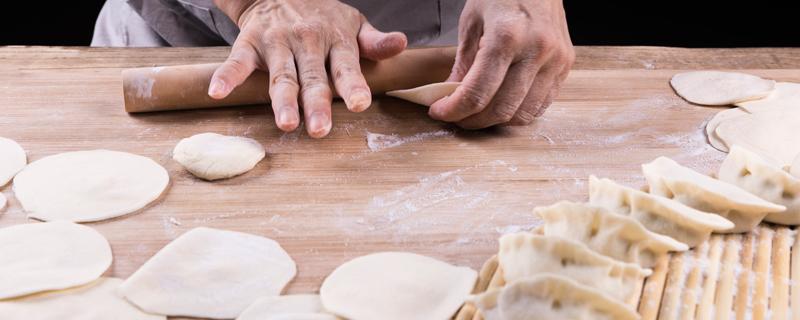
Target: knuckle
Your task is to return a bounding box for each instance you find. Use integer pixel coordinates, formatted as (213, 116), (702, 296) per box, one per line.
(332, 64), (358, 81)
(270, 69), (298, 88)
(292, 22), (324, 41)
(492, 20), (525, 46)
(459, 87), (491, 112)
(300, 81), (332, 98)
(531, 31), (558, 53)
(489, 102), (517, 123)
(512, 109), (536, 125)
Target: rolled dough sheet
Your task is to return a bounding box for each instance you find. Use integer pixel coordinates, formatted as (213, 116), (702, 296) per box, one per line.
(670, 71), (775, 105)
(119, 227), (296, 319)
(386, 82), (460, 106)
(173, 132), (266, 181)
(706, 107), (749, 152)
(320, 251), (477, 320)
(735, 82), (800, 113)
(0, 136), (26, 186)
(0, 278), (164, 320)
(13, 149), (169, 222)
(716, 107), (800, 166)
(0, 221), (112, 300)
(238, 294), (332, 320)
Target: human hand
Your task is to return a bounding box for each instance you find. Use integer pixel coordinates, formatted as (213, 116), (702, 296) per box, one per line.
(210, 0), (407, 138)
(429, 0), (575, 129)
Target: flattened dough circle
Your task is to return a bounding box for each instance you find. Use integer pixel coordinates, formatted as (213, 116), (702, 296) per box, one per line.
(13, 149), (169, 222)
(716, 108), (800, 166)
(735, 82), (800, 113)
(320, 251), (477, 320)
(173, 132), (266, 181)
(0, 137), (26, 186)
(670, 71), (775, 105)
(386, 82), (460, 106)
(705, 107), (748, 152)
(0, 221), (112, 299)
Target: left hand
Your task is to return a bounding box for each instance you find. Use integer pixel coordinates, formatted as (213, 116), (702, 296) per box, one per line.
(429, 0), (575, 129)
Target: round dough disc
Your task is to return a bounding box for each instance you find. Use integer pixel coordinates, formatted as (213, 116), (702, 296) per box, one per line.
(386, 82), (460, 106)
(0, 137), (26, 186)
(320, 251), (477, 320)
(0, 278), (164, 320)
(735, 82), (800, 113)
(0, 221), (112, 299)
(705, 107), (749, 152)
(173, 132), (265, 181)
(13, 150), (169, 222)
(716, 107), (800, 166)
(119, 227), (297, 319)
(670, 71), (775, 105)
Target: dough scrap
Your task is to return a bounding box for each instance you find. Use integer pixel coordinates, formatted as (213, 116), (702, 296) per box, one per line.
(385, 82), (461, 106)
(320, 251), (477, 320)
(0, 136), (26, 186)
(0, 221), (112, 299)
(471, 274), (639, 320)
(670, 71), (775, 105)
(534, 201), (688, 267)
(119, 227), (296, 319)
(238, 294), (330, 320)
(735, 82), (800, 113)
(705, 107), (748, 152)
(643, 156), (785, 233)
(0, 277), (164, 320)
(589, 176), (734, 247)
(173, 132), (266, 181)
(13, 150), (169, 222)
(715, 106), (800, 166)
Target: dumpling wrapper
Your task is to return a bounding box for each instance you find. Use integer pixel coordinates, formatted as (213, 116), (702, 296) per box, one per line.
(670, 71), (775, 105)
(643, 156), (785, 233)
(238, 294), (334, 320)
(589, 176), (734, 247)
(0, 278), (164, 320)
(471, 274), (639, 320)
(385, 82), (460, 106)
(0, 221), (112, 300)
(716, 106), (800, 166)
(705, 107), (748, 152)
(499, 233), (651, 305)
(320, 251), (477, 320)
(0, 136), (26, 186)
(13, 150), (169, 222)
(735, 82), (800, 113)
(173, 132), (266, 181)
(719, 145), (800, 225)
(120, 227), (297, 319)
(534, 201), (688, 267)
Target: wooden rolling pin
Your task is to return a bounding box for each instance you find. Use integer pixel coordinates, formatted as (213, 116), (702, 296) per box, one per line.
(122, 46), (456, 113)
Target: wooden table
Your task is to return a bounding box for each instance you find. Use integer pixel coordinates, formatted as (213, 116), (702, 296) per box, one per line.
(2, 46), (800, 298)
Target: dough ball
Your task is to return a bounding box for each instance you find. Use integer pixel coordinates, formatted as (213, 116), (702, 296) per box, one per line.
(13, 150), (169, 222)
(0, 221), (112, 299)
(320, 251), (477, 320)
(119, 227), (296, 319)
(173, 132), (266, 181)
(670, 71), (775, 105)
(386, 82), (460, 106)
(0, 278), (165, 320)
(0, 137), (26, 186)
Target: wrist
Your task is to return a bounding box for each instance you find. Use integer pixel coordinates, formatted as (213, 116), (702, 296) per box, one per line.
(214, 0), (258, 26)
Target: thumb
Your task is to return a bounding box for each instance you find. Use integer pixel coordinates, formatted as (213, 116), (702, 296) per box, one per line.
(358, 18), (407, 61)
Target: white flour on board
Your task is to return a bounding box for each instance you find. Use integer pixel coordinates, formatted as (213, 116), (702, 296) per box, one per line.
(366, 129), (454, 152)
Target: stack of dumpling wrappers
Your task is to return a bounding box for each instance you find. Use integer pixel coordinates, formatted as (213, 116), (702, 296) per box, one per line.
(471, 144), (800, 320)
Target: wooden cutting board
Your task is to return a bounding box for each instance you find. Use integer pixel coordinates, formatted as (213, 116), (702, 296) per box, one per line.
(1, 47), (799, 314)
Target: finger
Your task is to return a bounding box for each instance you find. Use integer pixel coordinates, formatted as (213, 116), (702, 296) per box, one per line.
(533, 65), (570, 118)
(329, 41), (372, 112)
(509, 64), (563, 124)
(447, 17), (482, 82)
(291, 24), (333, 138)
(264, 42), (301, 132)
(358, 18), (407, 61)
(428, 39), (514, 122)
(209, 39), (259, 99)
(456, 59), (539, 129)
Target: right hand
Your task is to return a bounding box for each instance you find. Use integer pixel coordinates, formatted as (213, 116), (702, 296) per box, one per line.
(210, 0), (408, 138)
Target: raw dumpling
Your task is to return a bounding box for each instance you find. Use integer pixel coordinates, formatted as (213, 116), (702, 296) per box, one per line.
(238, 295), (331, 320)
(534, 201), (688, 267)
(0, 136), (26, 186)
(670, 71), (775, 105)
(320, 251), (477, 320)
(173, 132), (266, 181)
(471, 274), (639, 320)
(705, 107), (748, 152)
(385, 82), (460, 106)
(589, 176), (734, 247)
(718, 145), (800, 225)
(643, 156), (785, 233)
(498, 233), (651, 305)
(735, 82), (800, 113)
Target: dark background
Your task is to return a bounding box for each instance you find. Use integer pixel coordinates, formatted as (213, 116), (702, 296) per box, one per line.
(1, 1), (798, 47)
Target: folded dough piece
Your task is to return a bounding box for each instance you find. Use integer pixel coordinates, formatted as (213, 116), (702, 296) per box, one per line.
(718, 145), (800, 225)
(735, 82), (800, 113)
(670, 71), (775, 105)
(0, 136), (26, 186)
(534, 201), (688, 267)
(643, 156), (785, 233)
(706, 107), (748, 152)
(471, 274), (639, 320)
(589, 176), (734, 247)
(498, 233), (651, 304)
(238, 295), (332, 320)
(716, 106), (800, 166)
(385, 82), (460, 106)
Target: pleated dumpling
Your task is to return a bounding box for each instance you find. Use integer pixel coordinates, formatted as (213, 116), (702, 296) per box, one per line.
(472, 274), (640, 320)
(498, 233), (651, 304)
(643, 156), (785, 233)
(534, 201), (688, 267)
(588, 176), (734, 247)
(718, 145), (800, 225)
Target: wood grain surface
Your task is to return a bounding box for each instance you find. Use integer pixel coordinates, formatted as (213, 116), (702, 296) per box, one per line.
(1, 46), (799, 312)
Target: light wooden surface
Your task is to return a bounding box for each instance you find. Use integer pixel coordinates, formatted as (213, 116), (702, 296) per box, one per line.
(1, 46), (800, 306)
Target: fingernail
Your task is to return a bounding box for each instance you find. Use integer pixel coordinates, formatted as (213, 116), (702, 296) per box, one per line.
(208, 79), (227, 98)
(349, 90), (371, 112)
(308, 112), (331, 137)
(278, 107), (298, 130)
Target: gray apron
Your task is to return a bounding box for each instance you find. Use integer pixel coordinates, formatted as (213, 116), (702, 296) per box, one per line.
(126, 0), (465, 47)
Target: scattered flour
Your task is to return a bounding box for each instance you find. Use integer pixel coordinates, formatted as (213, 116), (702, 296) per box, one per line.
(365, 129), (454, 152)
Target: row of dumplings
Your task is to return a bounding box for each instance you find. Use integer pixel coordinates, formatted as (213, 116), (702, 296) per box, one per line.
(470, 144), (800, 320)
